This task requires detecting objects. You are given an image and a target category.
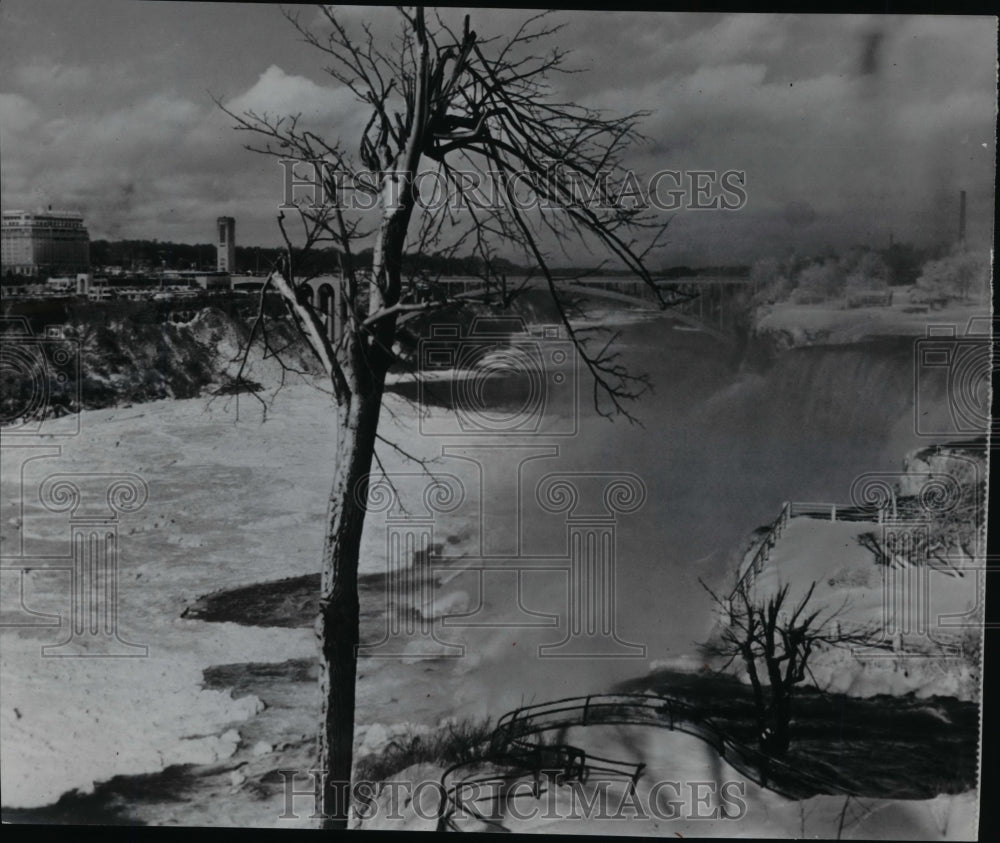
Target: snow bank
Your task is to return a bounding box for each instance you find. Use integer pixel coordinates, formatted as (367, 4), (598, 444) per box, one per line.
(736, 516), (981, 701)
(754, 293), (987, 349)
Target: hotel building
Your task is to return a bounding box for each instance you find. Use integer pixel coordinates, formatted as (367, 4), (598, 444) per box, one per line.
(1, 209), (91, 278)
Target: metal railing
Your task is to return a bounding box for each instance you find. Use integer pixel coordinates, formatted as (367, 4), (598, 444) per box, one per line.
(730, 499), (891, 599)
(435, 692), (858, 831)
(730, 502), (790, 599)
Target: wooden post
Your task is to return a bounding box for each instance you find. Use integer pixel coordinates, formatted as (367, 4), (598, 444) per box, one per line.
(333, 272), (343, 345)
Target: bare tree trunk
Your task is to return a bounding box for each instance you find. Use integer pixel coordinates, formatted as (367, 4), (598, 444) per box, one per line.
(317, 388), (384, 829)
(761, 682), (792, 758)
(744, 646), (770, 747)
(316, 189), (411, 828)
(770, 690), (792, 757)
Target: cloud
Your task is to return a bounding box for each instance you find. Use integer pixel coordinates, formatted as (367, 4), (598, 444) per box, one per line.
(672, 13), (789, 65)
(0, 93), (43, 197)
(0, 92), (41, 132)
(2, 90), (238, 238)
(14, 61), (93, 93)
(43, 94), (200, 151)
(569, 14), (995, 246)
(1, 62), (363, 240)
(226, 64), (361, 128)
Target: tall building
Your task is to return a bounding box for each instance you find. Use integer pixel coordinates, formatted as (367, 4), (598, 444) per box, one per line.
(1, 209), (90, 278)
(217, 217), (235, 272)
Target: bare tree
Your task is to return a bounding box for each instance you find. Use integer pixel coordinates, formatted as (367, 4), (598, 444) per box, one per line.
(701, 580), (879, 759)
(221, 6), (693, 827)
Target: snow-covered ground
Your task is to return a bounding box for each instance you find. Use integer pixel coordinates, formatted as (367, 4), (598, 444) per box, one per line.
(737, 516), (982, 700)
(2, 391), (324, 807)
(755, 291), (990, 348)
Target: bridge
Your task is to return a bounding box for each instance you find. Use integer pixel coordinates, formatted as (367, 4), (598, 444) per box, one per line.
(558, 275), (755, 345)
(297, 274), (754, 346)
(297, 276), (346, 344)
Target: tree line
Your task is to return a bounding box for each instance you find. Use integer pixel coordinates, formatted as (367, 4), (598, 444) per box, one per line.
(750, 240), (990, 305)
(88, 238), (749, 281)
(88, 239), (524, 277)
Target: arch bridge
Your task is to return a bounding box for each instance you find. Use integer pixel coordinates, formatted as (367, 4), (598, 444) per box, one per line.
(297, 274), (755, 345)
(298, 275), (346, 344)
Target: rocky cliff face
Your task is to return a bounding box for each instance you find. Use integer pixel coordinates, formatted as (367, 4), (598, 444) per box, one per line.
(1, 306), (320, 425)
(2, 289), (581, 427)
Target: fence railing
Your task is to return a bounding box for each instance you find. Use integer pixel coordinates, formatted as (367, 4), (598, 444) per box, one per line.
(730, 502), (790, 599)
(435, 692), (858, 831)
(730, 499), (892, 600)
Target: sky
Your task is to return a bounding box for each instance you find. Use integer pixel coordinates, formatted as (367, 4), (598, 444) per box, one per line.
(0, 2), (996, 265)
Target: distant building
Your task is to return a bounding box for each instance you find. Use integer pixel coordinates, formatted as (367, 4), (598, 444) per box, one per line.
(1, 209), (91, 278)
(176, 270), (231, 291)
(217, 217), (235, 272)
(84, 276), (111, 301)
(44, 273), (111, 299)
(232, 275), (266, 293)
(46, 276), (78, 293)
